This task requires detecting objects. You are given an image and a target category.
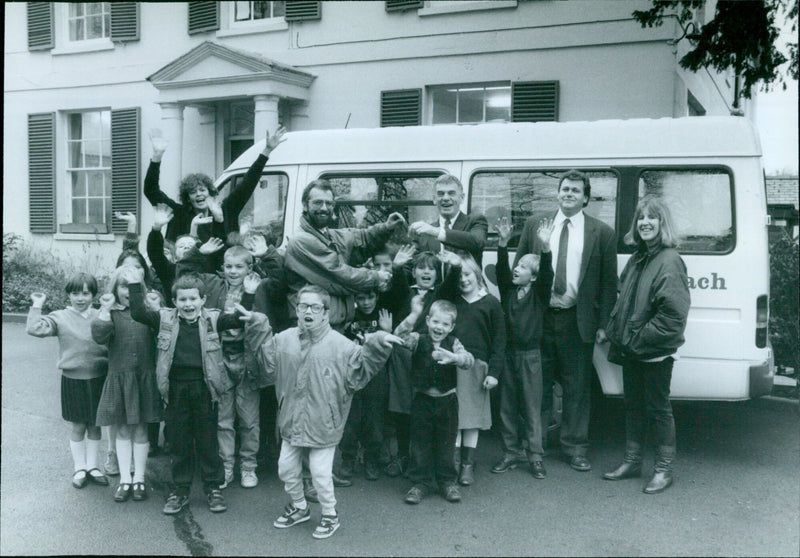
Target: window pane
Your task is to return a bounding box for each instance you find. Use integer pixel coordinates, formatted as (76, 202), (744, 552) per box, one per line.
(68, 141), (83, 168)
(471, 170), (618, 248)
(638, 170), (733, 253)
(87, 15), (103, 39)
(227, 173), (289, 245)
(71, 171), (87, 197)
(235, 1), (251, 20)
(253, 1), (269, 19)
(72, 198), (87, 224)
(432, 88), (457, 124)
(458, 89), (484, 123)
(87, 171), (105, 196)
(87, 3), (103, 15)
(87, 199), (105, 224)
(70, 18), (84, 41)
(69, 114), (82, 141)
(70, 4), (84, 17)
(83, 112), (102, 140)
(273, 1), (285, 17)
(485, 87), (510, 122)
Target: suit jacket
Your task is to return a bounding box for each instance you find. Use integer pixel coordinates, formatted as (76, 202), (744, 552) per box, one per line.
(414, 211), (488, 267)
(514, 211), (617, 344)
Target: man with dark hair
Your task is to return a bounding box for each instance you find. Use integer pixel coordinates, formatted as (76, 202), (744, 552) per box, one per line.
(284, 179), (407, 329)
(513, 169), (617, 472)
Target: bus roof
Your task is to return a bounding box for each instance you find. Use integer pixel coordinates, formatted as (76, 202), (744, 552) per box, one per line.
(225, 116), (762, 173)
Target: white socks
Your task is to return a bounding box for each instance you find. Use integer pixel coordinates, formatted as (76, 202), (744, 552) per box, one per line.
(116, 438), (133, 484)
(69, 439), (86, 472)
(86, 438), (100, 471)
(132, 442), (149, 484)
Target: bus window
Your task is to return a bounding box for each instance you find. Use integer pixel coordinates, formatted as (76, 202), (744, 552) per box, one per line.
(470, 170), (618, 249)
(321, 173), (441, 243)
(219, 172), (289, 245)
(637, 169), (734, 254)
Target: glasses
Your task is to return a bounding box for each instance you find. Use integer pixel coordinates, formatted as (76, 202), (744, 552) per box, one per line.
(309, 199), (334, 208)
(297, 303), (325, 314)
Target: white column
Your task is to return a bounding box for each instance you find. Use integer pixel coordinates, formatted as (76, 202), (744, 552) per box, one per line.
(253, 95), (280, 144)
(183, 105), (217, 179)
(158, 102), (184, 198)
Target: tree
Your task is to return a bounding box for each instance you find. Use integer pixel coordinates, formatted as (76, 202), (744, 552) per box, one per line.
(633, 0), (798, 106)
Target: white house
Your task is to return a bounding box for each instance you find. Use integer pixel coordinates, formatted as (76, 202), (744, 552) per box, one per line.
(3, 0), (746, 266)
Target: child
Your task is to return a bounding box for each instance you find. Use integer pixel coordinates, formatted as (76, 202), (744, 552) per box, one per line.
(92, 265), (163, 502)
(491, 217), (554, 480)
(254, 285), (403, 539)
(26, 274), (109, 489)
(128, 271), (266, 515)
(439, 250), (506, 486)
(337, 289), (392, 482)
(393, 298), (474, 505)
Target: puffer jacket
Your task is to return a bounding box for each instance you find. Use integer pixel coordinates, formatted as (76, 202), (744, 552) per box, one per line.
(255, 326), (393, 448)
(606, 245), (690, 361)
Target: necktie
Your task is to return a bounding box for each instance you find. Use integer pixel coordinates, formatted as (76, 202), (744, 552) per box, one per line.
(553, 218), (570, 295)
(443, 218), (451, 230)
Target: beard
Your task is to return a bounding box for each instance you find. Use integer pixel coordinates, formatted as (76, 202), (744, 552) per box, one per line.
(306, 209), (332, 229)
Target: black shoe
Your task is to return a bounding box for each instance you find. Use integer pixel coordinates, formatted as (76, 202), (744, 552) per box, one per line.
(114, 483), (132, 502)
(332, 471), (353, 487)
(132, 482), (148, 501)
(569, 455), (592, 472)
(530, 460), (547, 479)
(86, 468), (109, 486)
(643, 471), (673, 494)
(491, 456), (521, 474)
(458, 463), (475, 486)
(72, 470), (89, 489)
(338, 460), (356, 479)
(603, 461), (642, 481)
(384, 457), (405, 478)
(364, 461), (380, 481)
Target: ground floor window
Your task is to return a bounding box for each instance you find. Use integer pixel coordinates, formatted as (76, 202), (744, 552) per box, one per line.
(64, 109), (112, 231)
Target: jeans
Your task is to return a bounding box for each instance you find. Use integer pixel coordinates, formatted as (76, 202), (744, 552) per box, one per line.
(407, 392), (458, 491)
(217, 381), (260, 471)
(278, 441), (337, 515)
(166, 379), (224, 495)
(622, 357), (676, 450)
(339, 371), (388, 465)
(499, 348), (544, 460)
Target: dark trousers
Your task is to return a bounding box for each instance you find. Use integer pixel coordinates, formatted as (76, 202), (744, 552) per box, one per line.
(499, 348), (544, 460)
(340, 372), (388, 464)
(408, 392), (458, 491)
(622, 357), (676, 450)
(167, 379), (224, 496)
(390, 412), (410, 460)
(541, 308), (594, 457)
(258, 385), (279, 461)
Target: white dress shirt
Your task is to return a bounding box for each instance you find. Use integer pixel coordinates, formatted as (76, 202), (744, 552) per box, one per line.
(549, 209), (584, 308)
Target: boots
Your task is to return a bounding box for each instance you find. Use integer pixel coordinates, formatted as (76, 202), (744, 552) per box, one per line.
(643, 445), (674, 494)
(603, 442), (642, 481)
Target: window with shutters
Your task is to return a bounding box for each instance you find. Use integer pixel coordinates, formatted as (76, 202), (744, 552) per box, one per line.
(233, 1), (285, 22)
(380, 89), (422, 127)
(219, 1), (288, 36)
(428, 83), (511, 125)
(67, 3), (110, 42)
(284, 1), (321, 22)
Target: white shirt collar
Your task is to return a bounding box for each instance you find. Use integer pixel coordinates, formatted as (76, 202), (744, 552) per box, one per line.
(439, 211), (461, 228)
(554, 209), (584, 228)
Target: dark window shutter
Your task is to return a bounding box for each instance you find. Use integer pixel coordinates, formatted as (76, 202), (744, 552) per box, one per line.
(111, 108), (140, 234)
(385, 0), (423, 11)
(380, 89), (421, 127)
(285, 1), (321, 21)
(188, 2), (219, 35)
(27, 2), (54, 51)
(110, 2), (139, 42)
(512, 81), (559, 122)
(28, 113), (56, 233)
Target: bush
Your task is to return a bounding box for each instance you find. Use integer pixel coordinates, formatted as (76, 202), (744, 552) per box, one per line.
(2, 233), (111, 314)
(769, 230), (799, 380)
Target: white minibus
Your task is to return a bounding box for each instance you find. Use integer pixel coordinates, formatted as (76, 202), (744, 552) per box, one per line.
(216, 116), (773, 400)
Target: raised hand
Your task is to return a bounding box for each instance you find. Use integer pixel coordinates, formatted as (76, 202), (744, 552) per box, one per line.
(199, 237), (224, 255)
(145, 290), (163, 311)
(409, 221), (438, 237)
(114, 211), (137, 233)
(409, 293), (425, 317)
(385, 212), (407, 230)
(536, 218), (554, 251)
(30, 292), (47, 308)
(377, 269), (392, 291)
(190, 213), (214, 237)
(243, 233), (268, 258)
(234, 303), (253, 323)
(437, 249), (462, 268)
(496, 216), (513, 247)
(149, 128), (168, 161)
(393, 244), (416, 268)
(121, 265), (144, 284)
(264, 125), (287, 155)
(152, 204), (174, 231)
(98, 293), (116, 311)
(243, 272), (261, 294)
(205, 195), (223, 222)
(378, 308), (393, 332)
(381, 333), (406, 347)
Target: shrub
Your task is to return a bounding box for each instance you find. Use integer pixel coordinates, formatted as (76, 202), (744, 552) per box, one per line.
(769, 229), (799, 380)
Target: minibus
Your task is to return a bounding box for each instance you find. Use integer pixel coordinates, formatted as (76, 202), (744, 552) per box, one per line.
(216, 116), (774, 401)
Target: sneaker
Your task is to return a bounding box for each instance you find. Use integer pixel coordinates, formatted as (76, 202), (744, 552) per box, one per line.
(303, 478), (319, 503)
(273, 503), (311, 528)
(332, 471), (353, 487)
(364, 461), (380, 481)
(442, 484), (461, 503)
(404, 486), (425, 505)
(241, 469), (258, 488)
(162, 493), (189, 515)
(220, 466), (234, 489)
(104, 451), (120, 476)
(384, 457), (404, 478)
(312, 514), (340, 539)
(207, 489), (227, 513)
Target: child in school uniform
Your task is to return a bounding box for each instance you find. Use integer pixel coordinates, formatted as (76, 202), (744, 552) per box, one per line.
(128, 271), (267, 515)
(393, 298), (475, 505)
(26, 274), (109, 489)
(92, 264), (163, 502)
(254, 285), (403, 539)
(491, 217), (554, 480)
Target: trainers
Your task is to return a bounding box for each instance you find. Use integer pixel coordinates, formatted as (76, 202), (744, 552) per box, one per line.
(384, 457), (404, 478)
(162, 492), (189, 515)
(274, 503), (311, 528)
(104, 450), (120, 476)
(241, 469), (258, 488)
(404, 485), (425, 505)
(207, 489), (227, 513)
(312, 514), (340, 539)
(443, 484), (462, 503)
(303, 478), (319, 503)
(332, 471), (353, 487)
(364, 461), (380, 481)
(220, 466), (234, 489)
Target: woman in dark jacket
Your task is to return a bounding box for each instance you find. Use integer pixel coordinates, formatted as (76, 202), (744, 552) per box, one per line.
(603, 196), (690, 494)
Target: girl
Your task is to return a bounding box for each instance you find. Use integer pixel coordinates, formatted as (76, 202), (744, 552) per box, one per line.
(26, 274), (109, 489)
(440, 251), (506, 486)
(92, 264), (162, 502)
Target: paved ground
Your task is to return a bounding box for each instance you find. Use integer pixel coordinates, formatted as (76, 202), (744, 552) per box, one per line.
(2, 321), (798, 556)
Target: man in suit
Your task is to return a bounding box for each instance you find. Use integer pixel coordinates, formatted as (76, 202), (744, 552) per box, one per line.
(408, 174), (488, 268)
(514, 170), (617, 472)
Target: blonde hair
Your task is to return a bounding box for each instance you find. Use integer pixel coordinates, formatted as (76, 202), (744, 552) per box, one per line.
(458, 253), (486, 291)
(624, 196), (680, 249)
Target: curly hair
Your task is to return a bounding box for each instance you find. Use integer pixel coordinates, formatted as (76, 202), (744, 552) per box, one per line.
(179, 173), (217, 207)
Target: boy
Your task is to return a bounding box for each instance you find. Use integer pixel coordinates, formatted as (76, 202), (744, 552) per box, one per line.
(254, 285), (403, 539)
(128, 270), (267, 514)
(393, 297), (474, 504)
(491, 217), (554, 479)
(337, 289), (392, 482)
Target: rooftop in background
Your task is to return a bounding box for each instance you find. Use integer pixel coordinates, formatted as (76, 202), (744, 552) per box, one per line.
(766, 175), (800, 210)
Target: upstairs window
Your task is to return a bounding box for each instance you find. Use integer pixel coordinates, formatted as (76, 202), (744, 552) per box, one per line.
(430, 84), (511, 125)
(65, 110), (112, 230)
(233, 1), (285, 22)
(68, 3), (110, 42)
